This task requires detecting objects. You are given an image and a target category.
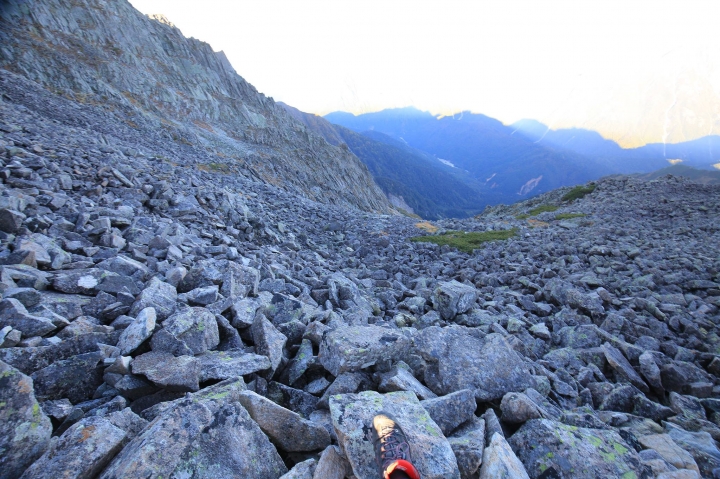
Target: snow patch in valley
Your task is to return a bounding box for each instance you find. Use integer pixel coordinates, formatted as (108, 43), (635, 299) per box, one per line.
(519, 175), (543, 195)
(437, 158), (456, 168)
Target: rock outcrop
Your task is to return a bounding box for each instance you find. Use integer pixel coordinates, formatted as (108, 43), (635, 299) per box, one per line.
(0, 0), (390, 213)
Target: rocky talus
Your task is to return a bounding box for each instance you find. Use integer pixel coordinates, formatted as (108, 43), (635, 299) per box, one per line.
(0, 0), (389, 213)
(1, 3), (720, 479)
(1, 60), (720, 477)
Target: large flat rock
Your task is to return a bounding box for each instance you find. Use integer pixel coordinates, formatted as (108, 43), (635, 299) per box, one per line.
(131, 351), (200, 392)
(414, 327), (534, 401)
(198, 349), (271, 381)
(129, 277), (177, 321)
(0, 297), (56, 337)
(319, 325), (412, 376)
(329, 390), (460, 479)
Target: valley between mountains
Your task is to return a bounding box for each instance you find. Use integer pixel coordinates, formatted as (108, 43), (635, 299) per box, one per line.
(0, 1), (719, 478)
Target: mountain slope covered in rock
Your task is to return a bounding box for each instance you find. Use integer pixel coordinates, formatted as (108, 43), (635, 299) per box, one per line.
(2, 70), (720, 475)
(0, 0), (390, 212)
(1, 1), (720, 479)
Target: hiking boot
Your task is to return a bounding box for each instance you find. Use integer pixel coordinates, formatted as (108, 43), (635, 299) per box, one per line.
(371, 412), (421, 479)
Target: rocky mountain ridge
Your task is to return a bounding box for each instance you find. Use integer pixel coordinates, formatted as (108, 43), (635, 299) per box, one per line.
(0, 0), (389, 212)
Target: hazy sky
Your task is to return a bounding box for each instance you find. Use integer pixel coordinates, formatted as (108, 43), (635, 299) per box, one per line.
(129, 0), (719, 146)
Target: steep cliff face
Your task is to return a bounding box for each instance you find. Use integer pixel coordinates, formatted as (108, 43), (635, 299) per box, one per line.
(0, 0), (390, 212)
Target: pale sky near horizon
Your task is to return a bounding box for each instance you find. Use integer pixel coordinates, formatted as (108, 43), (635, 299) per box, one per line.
(128, 0), (720, 146)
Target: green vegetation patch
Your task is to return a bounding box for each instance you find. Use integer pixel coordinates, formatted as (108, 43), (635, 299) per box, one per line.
(529, 204), (559, 215)
(198, 162), (231, 173)
(555, 213), (586, 220)
(562, 183), (596, 202)
(410, 229), (516, 253)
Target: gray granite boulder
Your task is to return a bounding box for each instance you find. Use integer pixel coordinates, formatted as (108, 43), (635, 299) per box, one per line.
(251, 313), (287, 375)
(639, 351), (665, 395)
(116, 306), (156, 355)
(279, 459), (317, 479)
(637, 433), (699, 474)
(421, 389), (476, 435)
(0, 360), (52, 479)
(264, 292), (306, 325)
(150, 307), (219, 356)
(0, 332), (114, 375)
(415, 328), (534, 401)
(267, 381), (319, 418)
(0, 208), (26, 233)
(432, 280), (478, 320)
(508, 419), (652, 478)
(378, 360), (437, 400)
(19, 415), (127, 479)
(480, 432), (530, 479)
(238, 390), (330, 452)
(500, 391), (544, 424)
(31, 351), (104, 403)
(181, 285), (220, 306)
(129, 277), (178, 321)
(329, 390), (460, 479)
(603, 342), (649, 394)
(52, 269), (119, 295)
(665, 422), (720, 478)
(131, 351), (200, 392)
(0, 297), (56, 337)
(313, 446), (349, 479)
(448, 416), (486, 479)
(198, 349), (271, 381)
(96, 255), (149, 279)
(283, 338), (314, 385)
(99, 379), (287, 478)
(221, 262), (260, 298)
(231, 296), (262, 328)
(319, 325), (412, 376)
(318, 371), (372, 409)
(633, 395), (675, 422)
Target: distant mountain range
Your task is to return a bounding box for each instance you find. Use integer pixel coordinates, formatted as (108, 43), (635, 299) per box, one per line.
(511, 119), (720, 171)
(282, 104), (487, 218)
(320, 107), (720, 218)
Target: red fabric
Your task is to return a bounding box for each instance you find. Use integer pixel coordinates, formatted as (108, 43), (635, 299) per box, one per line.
(384, 459), (421, 479)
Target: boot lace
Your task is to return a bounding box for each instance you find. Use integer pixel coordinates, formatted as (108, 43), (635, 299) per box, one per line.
(377, 426), (410, 469)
